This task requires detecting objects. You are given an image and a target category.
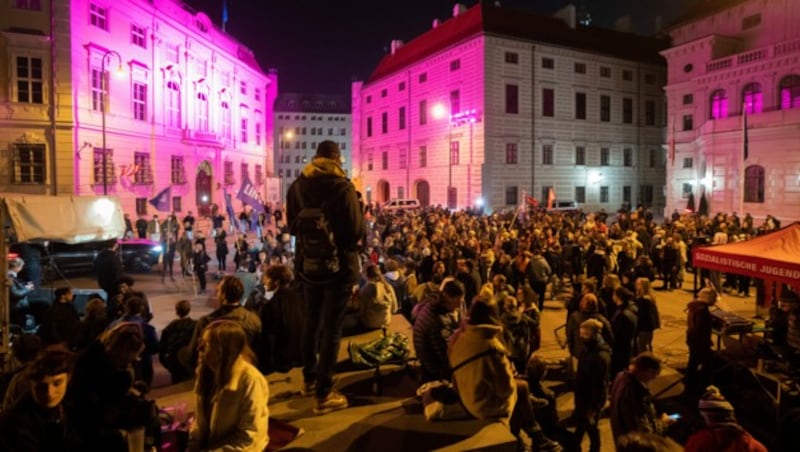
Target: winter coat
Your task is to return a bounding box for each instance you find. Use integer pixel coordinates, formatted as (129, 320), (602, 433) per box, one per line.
(448, 323), (517, 422)
(412, 297), (461, 382)
(635, 295), (661, 333)
(188, 357), (269, 452)
(609, 370), (664, 438)
(686, 300), (713, 351)
(501, 310), (538, 371)
(566, 310), (614, 357)
(574, 338), (612, 414)
(359, 279), (397, 330)
(39, 301), (83, 349)
(610, 304), (638, 375)
(685, 425), (767, 452)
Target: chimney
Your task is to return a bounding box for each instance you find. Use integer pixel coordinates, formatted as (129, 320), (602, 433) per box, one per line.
(553, 4), (576, 29)
(390, 39), (404, 55)
(453, 3), (467, 17)
(614, 15), (632, 33)
(432, 18), (440, 28)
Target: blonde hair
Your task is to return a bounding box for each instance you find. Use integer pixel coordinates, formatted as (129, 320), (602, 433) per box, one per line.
(196, 320), (255, 395)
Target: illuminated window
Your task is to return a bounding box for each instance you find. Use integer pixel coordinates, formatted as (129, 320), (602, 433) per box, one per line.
(166, 80), (181, 128)
(15, 56), (43, 104)
(779, 75), (800, 110)
(133, 152), (153, 185)
(89, 3), (108, 30)
(131, 24), (146, 48)
(92, 148), (115, 186)
(710, 89), (728, 119)
(742, 83), (762, 114)
(91, 68), (106, 111)
(11, 143), (44, 184)
(196, 91), (208, 130)
(133, 82), (147, 121)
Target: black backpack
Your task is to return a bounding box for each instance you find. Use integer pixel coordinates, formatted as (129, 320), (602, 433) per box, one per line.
(293, 206), (339, 283)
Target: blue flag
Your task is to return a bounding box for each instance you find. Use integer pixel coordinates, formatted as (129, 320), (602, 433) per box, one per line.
(148, 186), (171, 212)
(236, 173), (265, 215)
(224, 190), (240, 229)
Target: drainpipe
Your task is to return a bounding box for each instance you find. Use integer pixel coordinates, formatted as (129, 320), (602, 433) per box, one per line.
(48, 0), (57, 195)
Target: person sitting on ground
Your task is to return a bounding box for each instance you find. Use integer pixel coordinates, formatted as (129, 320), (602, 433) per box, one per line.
(684, 385), (767, 451)
(358, 264), (398, 330)
(39, 287), (83, 350)
(159, 299), (197, 384)
(412, 279), (464, 383)
(77, 296), (109, 350)
(187, 276), (262, 369)
(0, 345), (81, 451)
(110, 297), (159, 388)
(256, 264), (304, 373)
(499, 295), (538, 374)
(189, 320), (269, 452)
(1, 334), (43, 410)
(449, 298), (562, 452)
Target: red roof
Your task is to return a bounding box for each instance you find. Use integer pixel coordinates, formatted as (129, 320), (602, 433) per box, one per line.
(367, 3), (667, 84)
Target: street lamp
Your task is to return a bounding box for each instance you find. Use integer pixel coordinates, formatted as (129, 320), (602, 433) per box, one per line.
(100, 50), (124, 195)
(431, 102), (455, 208)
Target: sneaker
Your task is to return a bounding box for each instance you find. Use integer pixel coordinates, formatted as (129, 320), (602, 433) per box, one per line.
(301, 381), (316, 397)
(529, 395), (549, 409)
(313, 390), (348, 415)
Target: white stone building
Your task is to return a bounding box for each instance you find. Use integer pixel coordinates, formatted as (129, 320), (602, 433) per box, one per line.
(352, 3), (667, 212)
(662, 0), (800, 221)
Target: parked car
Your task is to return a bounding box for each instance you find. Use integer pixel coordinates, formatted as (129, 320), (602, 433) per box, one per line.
(547, 200), (580, 213)
(382, 198), (421, 212)
(9, 238), (162, 284)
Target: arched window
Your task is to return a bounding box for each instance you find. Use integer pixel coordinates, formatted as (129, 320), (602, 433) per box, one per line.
(220, 101), (231, 139)
(744, 165), (765, 203)
(779, 74), (800, 110)
(166, 80), (181, 128)
(710, 89), (728, 119)
(742, 82), (762, 114)
(196, 90), (209, 131)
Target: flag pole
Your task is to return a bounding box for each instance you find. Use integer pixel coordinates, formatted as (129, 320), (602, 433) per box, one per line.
(740, 102), (747, 216)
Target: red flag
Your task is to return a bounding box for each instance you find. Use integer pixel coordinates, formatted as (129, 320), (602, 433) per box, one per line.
(526, 195), (538, 207)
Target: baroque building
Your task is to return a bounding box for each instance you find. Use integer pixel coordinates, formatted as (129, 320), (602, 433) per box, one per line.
(663, 0), (800, 220)
(352, 3), (667, 212)
(0, 0), (277, 217)
(273, 93), (351, 203)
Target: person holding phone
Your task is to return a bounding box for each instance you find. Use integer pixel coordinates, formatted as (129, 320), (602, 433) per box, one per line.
(609, 353), (677, 439)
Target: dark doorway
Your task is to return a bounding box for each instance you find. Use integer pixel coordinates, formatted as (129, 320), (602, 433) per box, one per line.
(196, 161), (213, 217)
(415, 180), (430, 207)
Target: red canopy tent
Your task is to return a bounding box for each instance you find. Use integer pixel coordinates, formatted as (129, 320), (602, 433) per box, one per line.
(692, 222), (800, 307)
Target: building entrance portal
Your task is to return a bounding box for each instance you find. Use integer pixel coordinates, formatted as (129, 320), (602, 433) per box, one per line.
(196, 161), (213, 217)
(415, 180), (430, 207)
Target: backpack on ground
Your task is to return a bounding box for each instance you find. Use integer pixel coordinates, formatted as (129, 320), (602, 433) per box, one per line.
(293, 206), (339, 283)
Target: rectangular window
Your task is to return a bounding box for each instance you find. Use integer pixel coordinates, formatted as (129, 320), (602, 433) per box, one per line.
(93, 148), (116, 187)
(649, 149), (657, 168)
(542, 57), (554, 69)
(381, 151), (388, 170)
(255, 122), (262, 145)
(575, 92), (586, 119)
(600, 95), (611, 122)
(89, 3), (108, 30)
(254, 88), (261, 101)
(505, 186), (518, 206)
(542, 144), (553, 165)
(574, 62), (586, 74)
(240, 116), (248, 143)
(575, 146), (586, 165)
(241, 162), (249, 180)
(682, 114), (693, 131)
(450, 141), (460, 165)
(505, 143), (518, 164)
(623, 98), (633, 124)
(133, 152), (152, 185)
(91, 68), (106, 111)
(399, 148), (407, 170)
(743, 13), (762, 30)
(450, 59), (461, 71)
(419, 72), (427, 83)
(682, 94), (693, 105)
(624, 148), (633, 167)
(11, 143), (45, 184)
(381, 112), (388, 134)
(366, 117), (373, 137)
(600, 147), (610, 166)
(339, 128), (346, 136)
(240, 81), (247, 95)
(419, 146), (427, 168)
(221, 102), (231, 138)
(398, 106), (406, 130)
(131, 24), (146, 48)
(366, 95), (372, 104)
(450, 90), (460, 115)
(505, 84), (518, 114)
(683, 157), (693, 169)
(644, 73), (656, 85)
(398, 81), (406, 91)
(170, 155), (186, 185)
(639, 185), (654, 204)
(16, 56), (44, 104)
(166, 81), (181, 128)
(623, 186), (632, 203)
(600, 66), (611, 78)
(13, 0), (42, 10)
(622, 69), (633, 81)
(505, 52), (518, 64)
(224, 161), (235, 185)
(542, 88), (554, 117)
(682, 183), (693, 199)
(172, 196), (182, 212)
(135, 198), (147, 216)
(255, 164), (264, 185)
(166, 44), (180, 64)
(575, 186), (586, 203)
(132, 82), (146, 121)
(600, 186), (609, 203)
(381, 89), (387, 98)
(645, 100), (656, 126)
(419, 100), (427, 125)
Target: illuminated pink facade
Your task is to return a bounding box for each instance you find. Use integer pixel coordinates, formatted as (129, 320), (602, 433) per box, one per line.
(663, 0), (800, 220)
(0, 0), (277, 217)
(353, 3), (667, 212)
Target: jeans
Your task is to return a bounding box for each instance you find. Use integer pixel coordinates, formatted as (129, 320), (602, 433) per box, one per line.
(574, 409), (601, 452)
(302, 281), (352, 398)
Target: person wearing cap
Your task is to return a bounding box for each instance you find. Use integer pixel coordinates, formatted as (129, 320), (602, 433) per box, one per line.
(286, 140), (364, 415)
(574, 318), (612, 452)
(684, 385), (767, 451)
(685, 287), (717, 396)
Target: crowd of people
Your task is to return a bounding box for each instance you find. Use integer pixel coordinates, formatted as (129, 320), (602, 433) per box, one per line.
(3, 139), (796, 451)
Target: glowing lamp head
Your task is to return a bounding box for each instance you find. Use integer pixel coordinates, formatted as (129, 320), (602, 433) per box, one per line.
(284, 130), (294, 140)
(114, 64), (125, 78)
(201, 195), (209, 202)
(431, 103), (447, 120)
(475, 197), (484, 207)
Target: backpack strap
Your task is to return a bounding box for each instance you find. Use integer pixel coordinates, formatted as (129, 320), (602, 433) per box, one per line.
(451, 347), (502, 374)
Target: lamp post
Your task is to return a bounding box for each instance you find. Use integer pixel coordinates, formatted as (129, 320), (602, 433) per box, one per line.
(100, 50), (124, 195)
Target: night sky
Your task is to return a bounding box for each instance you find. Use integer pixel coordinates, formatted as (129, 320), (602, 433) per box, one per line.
(184, 0), (695, 95)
